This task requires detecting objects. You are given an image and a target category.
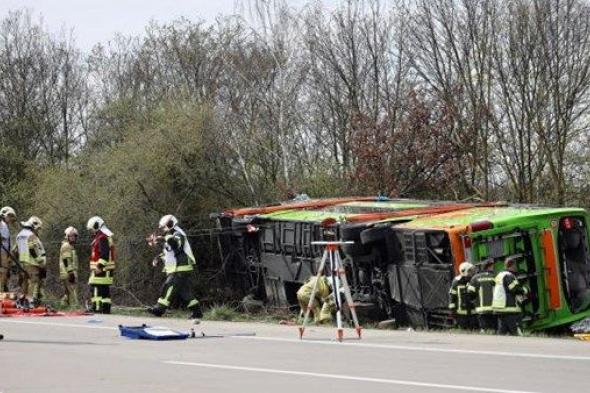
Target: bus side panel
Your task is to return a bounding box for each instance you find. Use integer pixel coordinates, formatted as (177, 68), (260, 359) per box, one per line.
(542, 229), (562, 310)
(448, 227), (466, 271)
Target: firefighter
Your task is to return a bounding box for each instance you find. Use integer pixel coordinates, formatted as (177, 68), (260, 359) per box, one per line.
(492, 257), (529, 335)
(297, 274), (334, 324)
(467, 259), (497, 332)
(16, 216), (46, 307)
(0, 206), (17, 292)
(449, 261), (476, 329)
(87, 216), (115, 314)
(59, 226), (79, 307)
(147, 214), (203, 319)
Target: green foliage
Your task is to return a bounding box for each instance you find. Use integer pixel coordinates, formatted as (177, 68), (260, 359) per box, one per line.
(204, 304), (241, 321)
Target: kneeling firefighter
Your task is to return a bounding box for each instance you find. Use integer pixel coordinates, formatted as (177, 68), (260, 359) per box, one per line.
(87, 216), (115, 314)
(297, 274), (334, 324)
(147, 214), (203, 319)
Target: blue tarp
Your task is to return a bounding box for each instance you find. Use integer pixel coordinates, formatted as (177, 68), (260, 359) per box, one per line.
(118, 324), (190, 340)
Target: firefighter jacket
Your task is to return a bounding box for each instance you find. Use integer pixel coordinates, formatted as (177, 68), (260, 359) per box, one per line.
(16, 228), (46, 267)
(467, 271), (495, 314)
(449, 275), (472, 315)
(59, 240), (78, 280)
(297, 276), (332, 303)
(89, 230), (115, 285)
(492, 271), (529, 313)
(161, 227), (195, 275)
(1, 220), (10, 258)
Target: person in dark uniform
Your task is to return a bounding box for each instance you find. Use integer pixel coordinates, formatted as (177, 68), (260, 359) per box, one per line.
(467, 259), (497, 332)
(492, 257), (528, 335)
(449, 262), (476, 329)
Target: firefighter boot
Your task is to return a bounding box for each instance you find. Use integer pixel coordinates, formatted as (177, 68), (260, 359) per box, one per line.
(188, 303), (203, 319)
(147, 304), (166, 317)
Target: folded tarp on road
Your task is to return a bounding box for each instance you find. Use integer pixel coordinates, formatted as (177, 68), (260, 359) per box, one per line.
(119, 324), (190, 340)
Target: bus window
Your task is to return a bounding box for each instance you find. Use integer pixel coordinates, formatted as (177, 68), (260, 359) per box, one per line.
(558, 217), (590, 312)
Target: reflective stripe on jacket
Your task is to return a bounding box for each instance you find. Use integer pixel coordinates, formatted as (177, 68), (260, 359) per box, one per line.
(16, 228), (46, 267)
(59, 240), (78, 278)
(90, 230), (115, 271)
(449, 275), (471, 315)
(297, 276), (332, 302)
(492, 271), (528, 313)
(467, 272), (495, 313)
(89, 230), (115, 285)
(162, 227), (195, 274)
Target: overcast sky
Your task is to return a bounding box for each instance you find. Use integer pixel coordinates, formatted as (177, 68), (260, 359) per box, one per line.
(0, 0), (337, 51)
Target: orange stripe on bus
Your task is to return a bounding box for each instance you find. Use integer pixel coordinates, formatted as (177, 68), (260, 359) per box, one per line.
(542, 229), (561, 310)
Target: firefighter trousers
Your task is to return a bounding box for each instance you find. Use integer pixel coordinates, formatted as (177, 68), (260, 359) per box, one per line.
(157, 272), (199, 311)
(22, 265), (44, 303)
(90, 284), (111, 314)
(61, 277), (79, 307)
(297, 295), (333, 324)
(477, 313), (497, 331)
(497, 313), (523, 336)
(0, 253), (10, 292)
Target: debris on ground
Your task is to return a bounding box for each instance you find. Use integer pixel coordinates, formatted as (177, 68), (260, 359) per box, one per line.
(570, 317), (590, 334)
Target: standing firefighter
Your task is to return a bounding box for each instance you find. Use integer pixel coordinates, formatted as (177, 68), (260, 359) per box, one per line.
(16, 216), (46, 307)
(87, 216), (115, 314)
(297, 274), (334, 324)
(59, 226), (79, 307)
(147, 214), (202, 319)
(449, 262), (476, 329)
(0, 206), (17, 292)
(492, 257), (529, 335)
(467, 259), (497, 332)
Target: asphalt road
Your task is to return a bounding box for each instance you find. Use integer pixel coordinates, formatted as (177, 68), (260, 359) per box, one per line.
(1, 314), (589, 393)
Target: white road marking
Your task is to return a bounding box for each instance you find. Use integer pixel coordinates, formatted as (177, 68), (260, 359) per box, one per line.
(233, 335), (590, 361)
(1, 319), (587, 362)
(0, 319), (116, 330)
(164, 360), (540, 393)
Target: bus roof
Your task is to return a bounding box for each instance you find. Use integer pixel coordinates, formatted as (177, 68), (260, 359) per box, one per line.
(258, 200), (429, 222)
(395, 206), (587, 230)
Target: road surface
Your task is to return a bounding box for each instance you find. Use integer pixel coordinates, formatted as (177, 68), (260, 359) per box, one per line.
(1, 314), (589, 393)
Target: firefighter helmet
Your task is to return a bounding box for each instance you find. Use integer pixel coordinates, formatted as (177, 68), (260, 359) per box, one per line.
(158, 214), (178, 231)
(21, 216), (42, 231)
(64, 226), (79, 237)
(86, 216), (105, 231)
(0, 206), (16, 218)
(459, 262), (475, 277)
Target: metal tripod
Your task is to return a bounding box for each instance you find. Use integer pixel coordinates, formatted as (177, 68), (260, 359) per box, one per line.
(298, 241), (362, 342)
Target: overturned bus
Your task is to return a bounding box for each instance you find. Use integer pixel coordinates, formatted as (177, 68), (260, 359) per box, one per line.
(213, 198), (590, 331)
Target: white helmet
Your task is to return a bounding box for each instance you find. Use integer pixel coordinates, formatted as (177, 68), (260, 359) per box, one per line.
(459, 262), (475, 277)
(64, 226), (79, 237)
(87, 216), (105, 231)
(159, 214), (178, 231)
(21, 216), (42, 230)
(0, 206), (16, 218)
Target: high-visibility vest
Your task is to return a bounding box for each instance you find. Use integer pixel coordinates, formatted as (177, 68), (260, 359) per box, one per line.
(492, 271), (528, 313)
(162, 227), (195, 274)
